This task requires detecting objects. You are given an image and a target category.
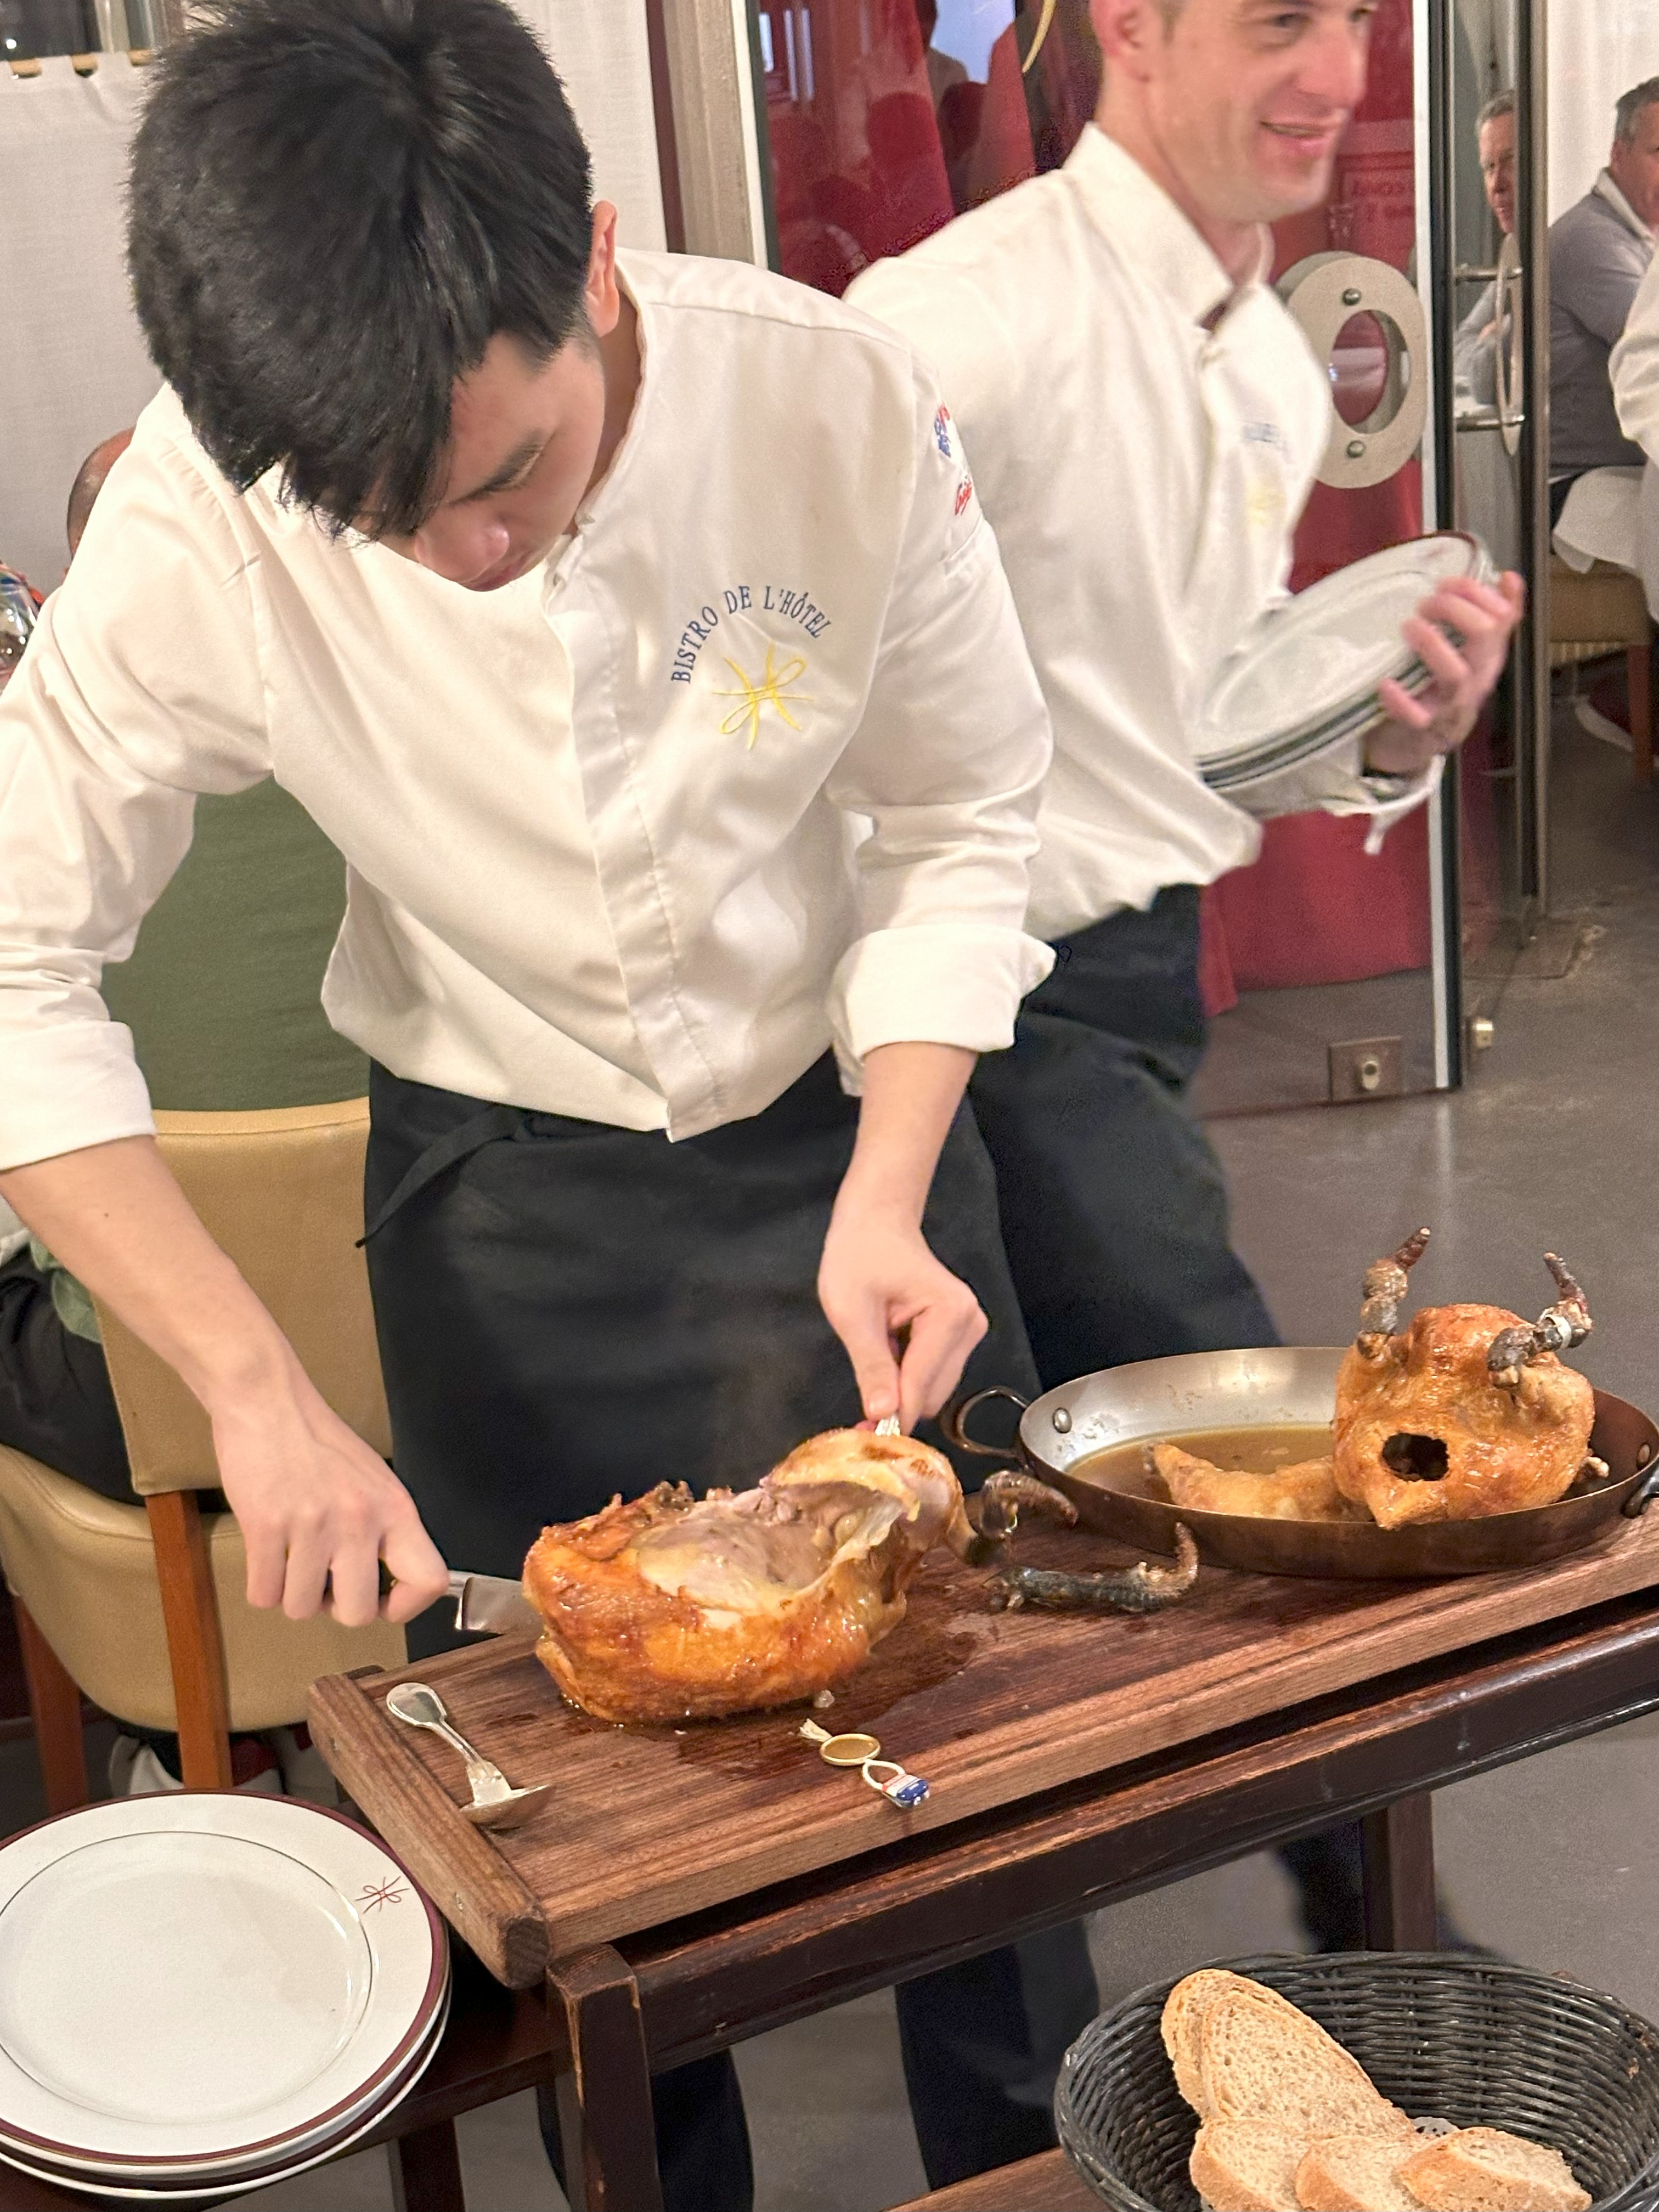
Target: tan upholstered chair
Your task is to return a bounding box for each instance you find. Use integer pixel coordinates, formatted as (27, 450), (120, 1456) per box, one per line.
(0, 1099), (405, 1802)
(1549, 553), (1657, 782)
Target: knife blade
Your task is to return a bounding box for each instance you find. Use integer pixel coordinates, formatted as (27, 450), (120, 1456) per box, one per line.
(447, 1570), (542, 1637)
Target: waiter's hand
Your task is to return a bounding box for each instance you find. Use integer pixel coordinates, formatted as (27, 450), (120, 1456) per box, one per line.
(819, 1040), (987, 1430)
(1367, 571), (1525, 777)
(207, 1342), (449, 1626)
(819, 1203), (988, 1431)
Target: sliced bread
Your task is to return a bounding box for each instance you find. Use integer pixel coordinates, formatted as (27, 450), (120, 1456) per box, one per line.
(1189, 2118), (1308, 2211)
(1162, 1971), (1309, 2117)
(1296, 2131), (1421, 2210)
(1199, 1987), (1414, 2139)
(1397, 2126), (1590, 2211)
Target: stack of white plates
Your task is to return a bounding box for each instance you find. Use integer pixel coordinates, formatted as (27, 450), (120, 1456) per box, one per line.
(1194, 532), (1497, 795)
(0, 1795), (448, 2201)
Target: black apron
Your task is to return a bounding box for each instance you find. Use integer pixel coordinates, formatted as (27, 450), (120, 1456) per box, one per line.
(364, 1052), (1092, 2206)
(968, 884), (1278, 1393)
(362, 1051), (1037, 1600)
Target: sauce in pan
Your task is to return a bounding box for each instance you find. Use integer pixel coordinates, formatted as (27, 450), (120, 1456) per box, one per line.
(1072, 1423), (1336, 1493)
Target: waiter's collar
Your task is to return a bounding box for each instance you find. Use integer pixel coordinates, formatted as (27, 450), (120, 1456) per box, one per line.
(1594, 168), (1655, 245)
(1064, 123), (1270, 328)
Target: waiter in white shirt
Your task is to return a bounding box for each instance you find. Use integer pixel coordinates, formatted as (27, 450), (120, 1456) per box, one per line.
(850, 0), (1520, 1942)
(0, 1), (1095, 2200)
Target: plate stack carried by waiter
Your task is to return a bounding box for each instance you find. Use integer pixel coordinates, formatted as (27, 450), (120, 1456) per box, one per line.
(0, 0), (1097, 2204)
(847, 0), (1523, 1943)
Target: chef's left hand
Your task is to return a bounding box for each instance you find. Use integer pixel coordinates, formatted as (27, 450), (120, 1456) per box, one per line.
(819, 1203), (988, 1433)
(1366, 571), (1525, 777)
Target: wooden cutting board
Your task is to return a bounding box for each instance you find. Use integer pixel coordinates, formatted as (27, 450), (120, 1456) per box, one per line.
(309, 1511), (1659, 1984)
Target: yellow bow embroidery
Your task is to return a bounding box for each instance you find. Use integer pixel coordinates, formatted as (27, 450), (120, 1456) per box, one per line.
(714, 644), (814, 748)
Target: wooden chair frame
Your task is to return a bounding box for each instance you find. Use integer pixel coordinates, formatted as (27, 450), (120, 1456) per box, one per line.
(13, 1490), (234, 1805)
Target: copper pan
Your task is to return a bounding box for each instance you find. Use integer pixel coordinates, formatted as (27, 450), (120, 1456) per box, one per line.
(943, 1348), (1659, 1581)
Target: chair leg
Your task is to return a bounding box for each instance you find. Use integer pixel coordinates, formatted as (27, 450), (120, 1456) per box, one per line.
(145, 1493), (234, 1790)
(1629, 639), (1654, 784)
(14, 1599), (89, 1814)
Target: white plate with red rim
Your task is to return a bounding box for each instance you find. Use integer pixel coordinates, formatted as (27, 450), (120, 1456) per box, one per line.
(0, 1796), (446, 2175)
(1194, 532), (1496, 790)
(0, 1972), (451, 2189)
(0, 1982), (450, 2200)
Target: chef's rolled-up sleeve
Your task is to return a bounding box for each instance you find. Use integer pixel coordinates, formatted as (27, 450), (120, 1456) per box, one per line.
(823, 362), (1054, 1085)
(0, 440), (271, 1168)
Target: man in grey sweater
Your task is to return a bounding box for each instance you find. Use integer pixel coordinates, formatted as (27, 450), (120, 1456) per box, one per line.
(1454, 91), (1515, 413)
(1549, 78), (1659, 523)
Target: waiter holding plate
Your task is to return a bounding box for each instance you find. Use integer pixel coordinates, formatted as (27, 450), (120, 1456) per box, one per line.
(849, 0), (1522, 1938)
(0, 0), (1099, 2200)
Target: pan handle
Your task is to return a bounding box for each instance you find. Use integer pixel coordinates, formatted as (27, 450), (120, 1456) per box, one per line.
(1621, 1463), (1659, 1519)
(939, 1385), (1030, 1460)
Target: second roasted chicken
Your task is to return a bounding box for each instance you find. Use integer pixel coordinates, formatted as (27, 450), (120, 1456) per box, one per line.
(1147, 1232), (1600, 1531)
(1334, 1232), (1598, 1527)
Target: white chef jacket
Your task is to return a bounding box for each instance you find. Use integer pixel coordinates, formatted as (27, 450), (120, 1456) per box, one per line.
(0, 249), (1055, 1169)
(848, 126), (1433, 945)
(1612, 242), (1659, 461)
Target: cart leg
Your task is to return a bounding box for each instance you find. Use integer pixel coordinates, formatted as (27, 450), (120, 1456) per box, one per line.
(548, 1947), (664, 2212)
(388, 2119), (466, 2212)
(1361, 1794), (1437, 1949)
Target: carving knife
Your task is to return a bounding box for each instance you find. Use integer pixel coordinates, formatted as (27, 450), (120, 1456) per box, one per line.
(446, 1569), (541, 1637)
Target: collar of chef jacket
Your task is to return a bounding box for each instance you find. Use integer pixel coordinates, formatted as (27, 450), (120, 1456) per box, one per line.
(1062, 124), (1273, 333)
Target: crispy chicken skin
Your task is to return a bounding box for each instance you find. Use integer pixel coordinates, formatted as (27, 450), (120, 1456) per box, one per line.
(1334, 1301), (1595, 1528)
(522, 1429), (974, 1723)
(1151, 1443), (1356, 1522)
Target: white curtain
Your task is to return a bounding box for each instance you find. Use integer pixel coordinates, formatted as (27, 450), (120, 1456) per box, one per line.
(523, 0), (668, 250)
(1549, 0), (1659, 221)
(0, 7), (665, 595)
(0, 55), (162, 594)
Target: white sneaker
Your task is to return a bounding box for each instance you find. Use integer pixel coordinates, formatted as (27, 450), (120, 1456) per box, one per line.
(106, 1735), (285, 1797)
(108, 1737), (180, 1796)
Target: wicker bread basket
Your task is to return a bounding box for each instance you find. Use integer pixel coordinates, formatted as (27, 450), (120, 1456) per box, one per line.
(1055, 1951), (1659, 2211)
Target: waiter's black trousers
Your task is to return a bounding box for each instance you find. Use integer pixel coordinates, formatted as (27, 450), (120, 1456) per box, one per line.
(969, 887), (1369, 1953)
(0, 1252), (132, 1500)
(363, 1053), (1097, 2208)
(968, 886), (1276, 1387)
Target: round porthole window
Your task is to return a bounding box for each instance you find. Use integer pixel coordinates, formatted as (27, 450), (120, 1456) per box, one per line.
(1278, 253), (1431, 489)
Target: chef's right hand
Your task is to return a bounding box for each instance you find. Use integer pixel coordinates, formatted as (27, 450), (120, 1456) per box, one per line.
(205, 1342), (448, 1627)
(819, 1201), (989, 1432)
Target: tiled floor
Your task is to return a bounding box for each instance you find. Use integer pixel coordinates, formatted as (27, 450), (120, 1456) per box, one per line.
(15, 701), (1659, 2210)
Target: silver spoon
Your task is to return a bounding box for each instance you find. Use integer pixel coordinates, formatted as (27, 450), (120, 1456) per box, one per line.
(385, 1681), (549, 1831)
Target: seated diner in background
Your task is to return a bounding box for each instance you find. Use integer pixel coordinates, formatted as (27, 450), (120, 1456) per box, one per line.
(1548, 76), (1659, 528)
(1453, 91), (1515, 413)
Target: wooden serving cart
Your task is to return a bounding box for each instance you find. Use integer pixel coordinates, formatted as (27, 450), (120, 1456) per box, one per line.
(9, 1511), (1659, 2209)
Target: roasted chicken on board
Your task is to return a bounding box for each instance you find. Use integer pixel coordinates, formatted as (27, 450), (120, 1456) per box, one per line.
(523, 1428), (1081, 1723)
(1147, 1231), (1600, 1531)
